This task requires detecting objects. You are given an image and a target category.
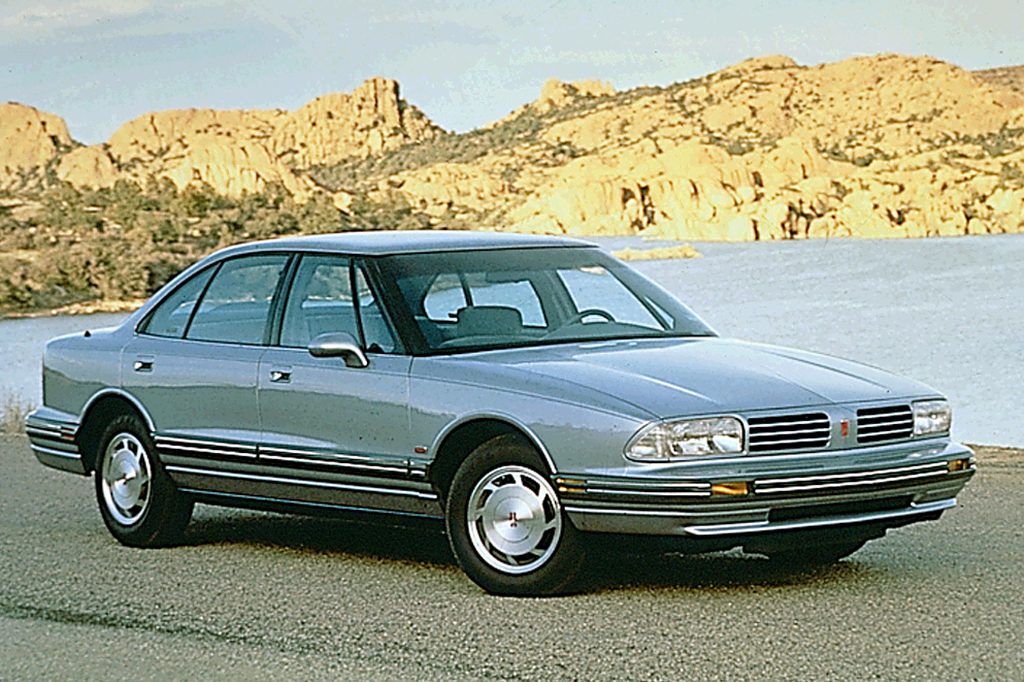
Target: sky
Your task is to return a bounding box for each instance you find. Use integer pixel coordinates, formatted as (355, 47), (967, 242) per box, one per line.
(1, 0), (1022, 144)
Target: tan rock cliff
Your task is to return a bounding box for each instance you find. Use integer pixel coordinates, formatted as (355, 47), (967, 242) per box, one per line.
(0, 103), (74, 191)
(50, 78), (439, 202)
(6, 55), (1024, 241)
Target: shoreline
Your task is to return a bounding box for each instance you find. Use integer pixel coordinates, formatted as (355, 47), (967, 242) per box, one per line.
(1, 299), (142, 321)
(3, 233), (1022, 321)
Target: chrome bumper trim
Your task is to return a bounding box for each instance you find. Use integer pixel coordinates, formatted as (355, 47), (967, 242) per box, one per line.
(30, 443), (87, 475)
(682, 499), (956, 537)
(30, 443), (82, 460)
(566, 498), (956, 536)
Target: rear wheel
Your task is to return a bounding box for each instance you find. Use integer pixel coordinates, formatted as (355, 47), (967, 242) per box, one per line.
(94, 414), (193, 547)
(445, 436), (585, 595)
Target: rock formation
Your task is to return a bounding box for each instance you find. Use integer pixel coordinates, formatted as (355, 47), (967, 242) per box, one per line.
(974, 65), (1024, 95)
(376, 54), (1024, 240)
(42, 78), (440, 203)
(0, 103), (74, 191)
(271, 77), (441, 167)
(4, 55), (1024, 241)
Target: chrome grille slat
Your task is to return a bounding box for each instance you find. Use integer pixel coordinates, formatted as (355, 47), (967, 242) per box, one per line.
(748, 419), (827, 429)
(857, 404), (913, 444)
(746, 412), (830, 452)
(754, 461), (950, 495)
(753, 430), (831, 440)
(856, 413), (913, 419)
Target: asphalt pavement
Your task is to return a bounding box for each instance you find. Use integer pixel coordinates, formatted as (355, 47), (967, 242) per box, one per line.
(2, 435), (1022, 680)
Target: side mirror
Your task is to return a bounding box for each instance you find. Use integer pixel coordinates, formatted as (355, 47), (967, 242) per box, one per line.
(307, 332), (369, 368)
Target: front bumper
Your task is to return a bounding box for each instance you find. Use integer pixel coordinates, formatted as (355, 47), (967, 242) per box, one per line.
(557, 440), (975, 539)
(26, 407), (85, 475)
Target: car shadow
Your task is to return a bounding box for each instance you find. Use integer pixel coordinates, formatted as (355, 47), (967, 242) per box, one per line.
(182, 506), (871, 593)
(185, 506), (456, 567)
(578, 548), (872, 594)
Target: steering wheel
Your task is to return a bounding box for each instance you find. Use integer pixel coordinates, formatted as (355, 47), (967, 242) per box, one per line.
(543, 308), (615, 339)
(564, 308), (615, 326)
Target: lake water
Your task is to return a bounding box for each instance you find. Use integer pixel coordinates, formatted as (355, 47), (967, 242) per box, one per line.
(1, 235), (1020, 445)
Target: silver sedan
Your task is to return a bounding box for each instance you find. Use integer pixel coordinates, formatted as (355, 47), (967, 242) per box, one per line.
(27, 231), (975, 595)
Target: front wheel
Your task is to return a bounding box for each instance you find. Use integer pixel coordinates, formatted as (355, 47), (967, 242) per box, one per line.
(94, 414), (193, 547)
(445, 436), (585, 595)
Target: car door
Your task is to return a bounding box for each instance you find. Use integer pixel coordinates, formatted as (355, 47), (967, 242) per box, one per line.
(256, 255), (437, 515)
(122, 253), (290, 477)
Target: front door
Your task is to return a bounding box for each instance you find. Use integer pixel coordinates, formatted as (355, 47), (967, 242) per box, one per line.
(256, 255), (437, 515)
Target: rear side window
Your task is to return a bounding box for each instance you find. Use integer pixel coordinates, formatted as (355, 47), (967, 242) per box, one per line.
(140, 267), (215, 338)
(186, 255), (289, 345)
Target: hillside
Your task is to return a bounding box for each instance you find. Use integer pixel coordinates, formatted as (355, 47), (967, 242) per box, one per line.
(974, 65), (1024, 95)
(2, 54), (1024, 314)
(309, 54), (1024, 241)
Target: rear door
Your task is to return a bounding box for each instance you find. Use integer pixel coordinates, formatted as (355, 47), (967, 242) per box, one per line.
(123, 253), (290, 477)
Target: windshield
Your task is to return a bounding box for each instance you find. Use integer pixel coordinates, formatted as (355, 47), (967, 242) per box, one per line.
(376, 246), (715, 354)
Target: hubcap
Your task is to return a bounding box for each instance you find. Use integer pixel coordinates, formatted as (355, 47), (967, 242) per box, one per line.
(100, 433), (152, 526)
(466, 465), (562, 575)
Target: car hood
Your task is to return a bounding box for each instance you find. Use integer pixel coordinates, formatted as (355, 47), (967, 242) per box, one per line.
(445, 338), (938, 419)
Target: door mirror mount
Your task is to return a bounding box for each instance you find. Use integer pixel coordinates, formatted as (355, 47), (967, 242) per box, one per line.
(307, 332), (369, 368)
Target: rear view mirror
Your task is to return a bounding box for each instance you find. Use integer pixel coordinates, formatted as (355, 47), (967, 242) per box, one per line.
(307, 332), (369, 368)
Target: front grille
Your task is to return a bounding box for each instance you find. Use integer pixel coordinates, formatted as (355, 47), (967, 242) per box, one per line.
(746, 412), (831, 453)
(857, 404), (913, 443)
(754, 461), (950, 496)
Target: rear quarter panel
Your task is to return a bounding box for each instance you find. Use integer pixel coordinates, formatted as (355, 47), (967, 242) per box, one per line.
(43, 328), (124, 417)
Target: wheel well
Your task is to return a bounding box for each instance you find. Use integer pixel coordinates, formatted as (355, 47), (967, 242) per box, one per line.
(76, 396), (147, 472)
(429, 419), (543, 502)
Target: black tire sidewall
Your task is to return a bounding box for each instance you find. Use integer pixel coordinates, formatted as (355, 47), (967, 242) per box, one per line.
(445, 435), (584, 596)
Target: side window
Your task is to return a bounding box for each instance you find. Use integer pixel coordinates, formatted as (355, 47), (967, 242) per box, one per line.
(422, 273), (466, 322)
(141, 266), (214, 338)
(558, 266), (662, 330)
(186, 255), (289, 344)
(354, 266), (396, 353)
(280, 256), (355, 348)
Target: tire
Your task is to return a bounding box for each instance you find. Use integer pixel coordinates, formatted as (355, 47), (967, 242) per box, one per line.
(445, 435), (585, 596)
(764, 539), (867, 568)
(94, 414), (193, 547)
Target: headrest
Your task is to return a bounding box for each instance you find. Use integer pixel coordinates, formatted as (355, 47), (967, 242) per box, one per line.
(455, 306), (524, 335)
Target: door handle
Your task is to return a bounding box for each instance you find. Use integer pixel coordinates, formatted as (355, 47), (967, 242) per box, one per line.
(269, 369), (292, 383)
(133, 358), (154, 372)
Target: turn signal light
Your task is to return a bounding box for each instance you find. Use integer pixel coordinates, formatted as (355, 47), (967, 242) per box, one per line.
(555, 477), (586, 494)
(711, 481), (750, 496)
(947, 458), (971, 472)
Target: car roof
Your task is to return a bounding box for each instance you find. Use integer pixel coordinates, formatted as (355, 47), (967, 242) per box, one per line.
(221, 230), (597, 257)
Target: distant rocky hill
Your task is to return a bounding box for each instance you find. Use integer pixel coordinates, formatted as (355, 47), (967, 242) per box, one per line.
(974, 65), (1024, 95)
(2, 77), (440, 204)
(3, 54), (1024, 243)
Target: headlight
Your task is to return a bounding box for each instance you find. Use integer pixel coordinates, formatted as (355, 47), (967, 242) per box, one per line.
(913, 399), (951, 436)
(626, 417), (744, 461)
